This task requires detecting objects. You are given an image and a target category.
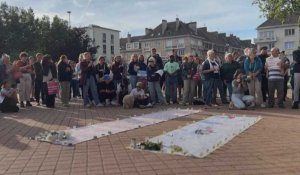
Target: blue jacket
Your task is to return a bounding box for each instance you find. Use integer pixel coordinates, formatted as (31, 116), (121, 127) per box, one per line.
(244, 56), (263, 81)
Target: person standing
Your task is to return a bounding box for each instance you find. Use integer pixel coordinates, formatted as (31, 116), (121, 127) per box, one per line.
(57, 55), (73, 107)
(202, 50), (228, 106)
(80, 52), (102, 107)
(111, 55), (124, 89)
(173, 49), (183, 100)
(181, 55), (197, 105)
(42, 55), (57, 108)
(221, 53), (239, 101)
(164, 55), (179, 104)
(147, 57), (165, 105)
(33, 53), (45, 105)
(194, 57), (203, 99)
(128, 54), (139, 89)
(291, 47), (300, 109)
(258, 47), (269, 103)
(244, 48), (265, 108)
(265, 47), (285, 108)
(16, 52), (33, 107)
(280, 51), (290, 101)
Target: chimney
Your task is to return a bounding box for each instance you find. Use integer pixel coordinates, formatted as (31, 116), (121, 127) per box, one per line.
(176, 18), (180, 31)
(188, 22), (197, 32)
(145, 28), (152, 35)
(127, 33), (131, 43)
(162, 19), (167, 34)
(219, 33), (226, 38)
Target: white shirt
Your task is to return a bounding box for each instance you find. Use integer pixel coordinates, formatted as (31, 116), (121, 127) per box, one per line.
(130, 88), (145, 97)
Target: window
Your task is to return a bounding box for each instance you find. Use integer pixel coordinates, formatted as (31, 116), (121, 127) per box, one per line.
(102, 33), (106, 43)
(111, 46), (114, 54)
(166, 40), (172, 49)
(285, 42), (294, 49)
(259, 31), (274, 39)
(285, 29), (295, 36)
(178, 49), (185, 56)
(178, 39), (185, 48)
(134, 42), (139, 49)
(103, 45), (107, 54)
(111, 34), (114, 44)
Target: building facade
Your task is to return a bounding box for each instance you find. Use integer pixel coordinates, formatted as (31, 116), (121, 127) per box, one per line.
(85, 25), (120, 63)
(254, 14), (300, 60)
(120, 18), (252, 63)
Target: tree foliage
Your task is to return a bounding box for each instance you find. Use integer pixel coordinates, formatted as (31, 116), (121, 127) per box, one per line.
(0, 2), (97, 61)
(253, 0), (300, 26)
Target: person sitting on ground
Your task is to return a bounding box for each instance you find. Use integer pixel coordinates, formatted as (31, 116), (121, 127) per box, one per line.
(98, 75), (116, 106)
(230, 69), (255, 110)
(130, 82), (152, 109)
(0, 80), (19, 113)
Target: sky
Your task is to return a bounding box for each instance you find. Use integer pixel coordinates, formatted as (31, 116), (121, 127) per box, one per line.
(0, 0), (266, 41)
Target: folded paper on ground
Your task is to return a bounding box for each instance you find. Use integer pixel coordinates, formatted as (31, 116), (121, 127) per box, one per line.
(51, 108), (200, 145)
(147, 115), (261, 158)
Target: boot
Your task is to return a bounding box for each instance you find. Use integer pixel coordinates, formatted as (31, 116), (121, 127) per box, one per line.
(292, 101), (299, 109)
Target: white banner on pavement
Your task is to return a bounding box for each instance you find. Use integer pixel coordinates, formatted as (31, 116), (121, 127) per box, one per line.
(56, 108), (200, 145)
(148, 115), (261, 158)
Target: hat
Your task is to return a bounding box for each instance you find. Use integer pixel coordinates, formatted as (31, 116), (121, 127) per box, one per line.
(136, 82), (143, 88)
(103, 74), (110, 81)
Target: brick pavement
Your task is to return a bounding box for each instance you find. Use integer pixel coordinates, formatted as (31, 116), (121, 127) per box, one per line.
(0, 98), (300, 175)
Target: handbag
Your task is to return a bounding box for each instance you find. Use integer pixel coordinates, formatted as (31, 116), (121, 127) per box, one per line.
(192, 73), (200, 81)
(47, 81), (59, 95)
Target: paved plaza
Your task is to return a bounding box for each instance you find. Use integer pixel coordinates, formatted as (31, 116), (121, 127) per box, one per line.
(0, 98), (300, 175)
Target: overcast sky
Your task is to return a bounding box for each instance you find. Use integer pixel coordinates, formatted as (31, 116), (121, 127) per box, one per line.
(1, 0), (266, 40)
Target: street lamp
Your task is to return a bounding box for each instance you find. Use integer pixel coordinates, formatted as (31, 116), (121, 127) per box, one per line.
(67, 11), (71, 28)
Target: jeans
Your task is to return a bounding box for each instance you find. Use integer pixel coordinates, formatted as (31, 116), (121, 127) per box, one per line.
(195, 80), (202, 98)
(165, 76), (178, 103)
(129, 75), (137, 89)
(205, 78), (227, 105)
(148, 81), (165, 104)
(83, 77), (100, 105)
(18, 73), (32, 102)
(60, 81), (70, 105)
(183, 79), (196, 104)
(34, 79), (44, 103)
(261, 75), (268, 102)
(225, 81), (233, 100)
(231, 93), (255, 109)
(268, 79), (284, 106)
(247, 79), (263, 105)
(70, 79), (80, 97)
(294, 73), (300, 102)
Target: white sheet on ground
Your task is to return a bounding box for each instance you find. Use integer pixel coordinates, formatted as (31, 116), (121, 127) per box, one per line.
(148, 115), (261, 158)
(56, 108), (200, 145)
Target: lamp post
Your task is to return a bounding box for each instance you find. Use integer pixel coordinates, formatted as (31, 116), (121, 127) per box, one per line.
(67, 11), (71, 28)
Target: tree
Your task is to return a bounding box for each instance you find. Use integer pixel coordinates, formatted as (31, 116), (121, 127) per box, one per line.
(253, 0), (300, 26)
(0, 2), (96, 61)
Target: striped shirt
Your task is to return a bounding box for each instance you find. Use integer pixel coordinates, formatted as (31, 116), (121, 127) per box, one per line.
(266, 56), (283, 80)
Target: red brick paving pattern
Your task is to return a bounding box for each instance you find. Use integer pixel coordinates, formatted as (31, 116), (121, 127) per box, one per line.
(0, 98), (300, 175)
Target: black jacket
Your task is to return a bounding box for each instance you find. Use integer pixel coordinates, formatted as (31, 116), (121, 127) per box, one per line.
(34, 62), (43, 81)
(58, 62), (73, 82)
(147, 65), (160, 82)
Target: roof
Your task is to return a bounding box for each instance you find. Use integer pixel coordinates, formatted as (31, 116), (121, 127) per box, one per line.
(120, 35), (144, 50)
(257, 14), (299, 28)
(142, 21), (198, 40)
(86, 24), (120, 32)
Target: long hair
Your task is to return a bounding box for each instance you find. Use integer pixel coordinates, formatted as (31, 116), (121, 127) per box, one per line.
(58, 55), (67, 65)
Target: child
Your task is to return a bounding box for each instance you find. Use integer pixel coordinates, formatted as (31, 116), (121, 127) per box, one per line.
(130, 82), (152, 109)
(98, 75), (116, 106)
(230, 69), (255, 110)
(0, 80), (19, 113)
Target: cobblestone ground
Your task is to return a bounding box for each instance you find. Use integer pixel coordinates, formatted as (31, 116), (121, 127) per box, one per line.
(0, 97), (300, 175)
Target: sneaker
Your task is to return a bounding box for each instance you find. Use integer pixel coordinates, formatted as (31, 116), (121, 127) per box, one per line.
(260, 104), (266, 108)
(138, 105), (146, 109)
(96, 103), (104, 107)
(20, 102), (25, 108)
(146, 103), (153, 108)
(26, 101), (32, 107)
(84, 103), (92, 108)
(111, 101), (118, 106)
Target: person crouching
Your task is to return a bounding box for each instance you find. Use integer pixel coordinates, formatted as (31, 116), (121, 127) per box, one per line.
(130, 82), (152, 109)
(99, 75), (116, 106)
(0, 80), (19, 113)
(230, 69), (255, 110)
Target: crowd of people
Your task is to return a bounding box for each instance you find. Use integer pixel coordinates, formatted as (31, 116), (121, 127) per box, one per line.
(0, 46), (300, 113)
